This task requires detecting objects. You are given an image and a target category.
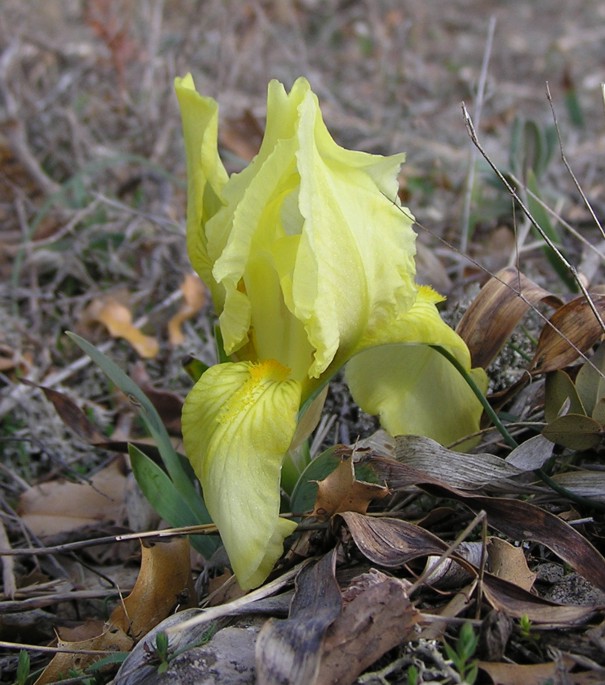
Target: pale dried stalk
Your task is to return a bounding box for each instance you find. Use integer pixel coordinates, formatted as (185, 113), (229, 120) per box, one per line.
(461, 103), (605, 335)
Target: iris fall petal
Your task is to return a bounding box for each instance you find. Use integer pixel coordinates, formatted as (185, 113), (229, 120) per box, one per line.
(346, 287), (487, 445)
(182, 360), (300, 589)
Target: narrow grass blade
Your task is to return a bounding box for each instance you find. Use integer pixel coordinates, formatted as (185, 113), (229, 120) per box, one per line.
(66, 332), (207, 522)
(129, 444), (217, 557)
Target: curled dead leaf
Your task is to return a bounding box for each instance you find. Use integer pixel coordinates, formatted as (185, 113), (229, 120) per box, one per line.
(167, 273), (206, 345)
(392, 435), (526, 491)
(84, 296), (159, 358)
(456, 267), (561, 369)
(110, 537), (196, 641)
(311, 448), (389, 520)
(365, 447), (605, 592)
(340, 512), (596, 624)
(531, 293), (605, 374)
(551, 470), (605, 503)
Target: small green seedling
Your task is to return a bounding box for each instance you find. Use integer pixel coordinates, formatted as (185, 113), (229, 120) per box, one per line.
(15, 650), (30, 685)
(407, 663), (419, 685)
(154, 631), (171, 674)
(443, 622), (479, 685)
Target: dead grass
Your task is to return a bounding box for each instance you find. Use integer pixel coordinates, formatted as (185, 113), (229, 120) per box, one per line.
(2, 1), (605, 683)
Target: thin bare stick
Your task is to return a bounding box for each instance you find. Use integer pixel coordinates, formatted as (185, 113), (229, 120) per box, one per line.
(408, 510), (486, 597)
(520, 181), (605, 261)
(0, 521), (16, 599)
(0, 640), (117, 655)
(0, 589), (132, 613)
(459, 16), (497, 262)
(461, 102), (605, 334)
(546, 82), (605, 240)
(1, 522), (219, 556)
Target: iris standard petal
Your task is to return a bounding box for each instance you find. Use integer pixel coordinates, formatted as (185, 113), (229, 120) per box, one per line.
(293, 82), (417, 378)
(182, 360), (301, 590)
(210, 136), (301, 358)
(174, 74), (229, 308)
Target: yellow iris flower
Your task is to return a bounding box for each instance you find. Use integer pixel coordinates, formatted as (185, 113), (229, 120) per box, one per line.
(176, 74), (486, 589)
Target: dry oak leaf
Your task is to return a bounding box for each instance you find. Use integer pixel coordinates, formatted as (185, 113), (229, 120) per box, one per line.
(311, 450), (389, 520)
(256, 552), (419, 685)
(110, 537), (196, 641)
(478, 655), (579, 685)
(33, 623), (133, 685)
(316, 570), (418, 685)
(487, 537), (536, 592)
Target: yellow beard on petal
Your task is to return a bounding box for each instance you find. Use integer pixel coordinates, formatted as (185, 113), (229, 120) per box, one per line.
(249, 359), (291, 383)
(217, 359), (292, 426)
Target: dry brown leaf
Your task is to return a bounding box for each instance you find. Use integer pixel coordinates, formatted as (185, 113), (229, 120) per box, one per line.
(478, 657), (575, 685)
(33, 623), (133, 685)
(339, 511), (450, 568)
(18, 459), (128, 537)
(110, 537), (196, 641)
(423, 542), (483, 589)
(311, 450), (389, 520)
(366, 453), (605, 594)
(85, 296), (159, 358)
(341, 512), (596, 625)
(33, 382), (109, 445)
(422, 485), (605, 595)
(35, 378), (183, 454)
(531, 294), (605, 374)
(456, 267), (561, 369)
(487, 537), (536, 592)
(256, 552), (418, 685)
(393, 435), (527, 491)
(316, 570), (418, 685)
(256, 551), (342, 685)
(167, 273), (207, 345)
(504, 433), (554, 470)
(477, 609), (513, 662)
(551, 470), (605, 503)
